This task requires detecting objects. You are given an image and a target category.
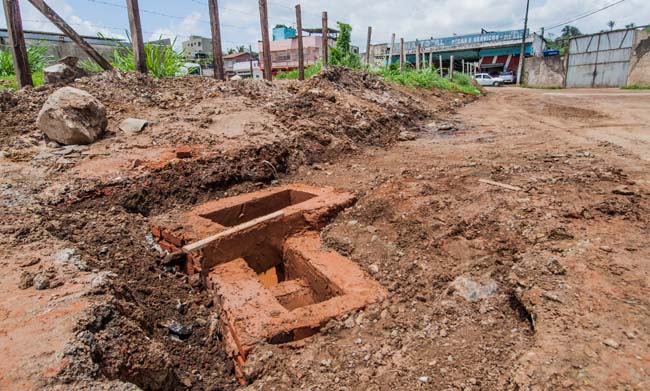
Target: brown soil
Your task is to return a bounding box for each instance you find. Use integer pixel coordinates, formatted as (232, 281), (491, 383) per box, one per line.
(1, 71), (649, 391)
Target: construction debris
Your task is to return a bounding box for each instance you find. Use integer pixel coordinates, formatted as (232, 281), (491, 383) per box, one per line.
(118, 118), (148, 134)
(1, 67), (649, 391)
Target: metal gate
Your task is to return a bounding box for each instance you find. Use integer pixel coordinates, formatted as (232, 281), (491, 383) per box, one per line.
(566, 30), (633, 88)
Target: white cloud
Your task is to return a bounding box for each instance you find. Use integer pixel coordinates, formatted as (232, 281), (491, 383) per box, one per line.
(148, 12), (203, 48)
(2, 0), (648, 49)
(1, 0), (125, 39)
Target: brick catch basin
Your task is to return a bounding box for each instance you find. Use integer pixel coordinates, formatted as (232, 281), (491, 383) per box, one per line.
(150, 184), (387, 382)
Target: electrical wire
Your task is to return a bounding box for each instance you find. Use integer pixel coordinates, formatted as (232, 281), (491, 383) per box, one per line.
(542, 0), (627, 31)
(20, 18), (252, 45)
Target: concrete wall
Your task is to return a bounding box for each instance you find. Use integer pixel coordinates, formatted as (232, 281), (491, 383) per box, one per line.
(1, 29), (121, 64)
(627, 30), (650, 86)
(524, 56), (565, 87)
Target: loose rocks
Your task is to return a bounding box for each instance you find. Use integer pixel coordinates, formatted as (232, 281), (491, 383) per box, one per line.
(119, 118), (149, 134)
(37, 87), (107, 145)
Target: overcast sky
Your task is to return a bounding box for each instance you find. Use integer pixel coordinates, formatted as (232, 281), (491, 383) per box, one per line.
(1, 0), (648, 50)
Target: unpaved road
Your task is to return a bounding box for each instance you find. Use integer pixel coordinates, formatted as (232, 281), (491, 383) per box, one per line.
(256, 87), (650, 391)
(2, 80), (649, 391)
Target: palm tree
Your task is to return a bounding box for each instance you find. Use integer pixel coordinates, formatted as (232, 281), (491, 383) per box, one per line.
(625, 23), (635, 29)
(607, 20), (615, 31)
(560, 25), (581, 38)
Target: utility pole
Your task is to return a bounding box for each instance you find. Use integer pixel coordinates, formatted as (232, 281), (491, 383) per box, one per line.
(321, 11), (328, 69)
(258, 0), (272, 80)
(365, 26), (372, 66)
(126, 0), (147, 73)
(388, 33), (395, 68)
(449, 55), (454, 79)
(439, 55), (442, 76)
(249, 44), (254, 78)
(2, 0), (32, 87)
(208, 0), (225, 80)
(295, 4), (304, 80)
(516, 0), (530, 86)
(415, 43), (420, 70)
(399, 37), (404, 72)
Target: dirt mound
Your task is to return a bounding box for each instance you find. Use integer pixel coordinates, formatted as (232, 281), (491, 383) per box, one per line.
(0, 68), (477, 390)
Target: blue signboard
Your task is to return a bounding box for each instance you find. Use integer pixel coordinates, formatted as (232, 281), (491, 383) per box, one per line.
(400, 29), (526, 51)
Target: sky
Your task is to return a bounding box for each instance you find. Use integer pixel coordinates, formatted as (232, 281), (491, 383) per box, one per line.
(1, 0), (648, 51)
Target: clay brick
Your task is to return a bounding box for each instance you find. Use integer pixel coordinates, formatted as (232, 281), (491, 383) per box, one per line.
(161, 229), (183, 247)
(150, 225), (162, 238)
(176, 146), (192, 159)
(158, 240), (180, 253)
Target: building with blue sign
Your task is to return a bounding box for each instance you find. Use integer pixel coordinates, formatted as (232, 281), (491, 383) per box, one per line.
(273, 26), (297, 41)
(385, 29), (543, 76)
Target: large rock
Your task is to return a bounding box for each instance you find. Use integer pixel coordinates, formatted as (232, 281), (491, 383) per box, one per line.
(37, 87), (107, 145)
(44, 56), (88, 85)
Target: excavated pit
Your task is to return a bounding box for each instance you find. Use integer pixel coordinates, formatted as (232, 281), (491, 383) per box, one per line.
(150, 184), (387, 382)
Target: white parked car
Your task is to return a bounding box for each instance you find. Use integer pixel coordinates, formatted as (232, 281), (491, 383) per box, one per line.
(474, 73), (504, 86)
(499, 71), (516, 84)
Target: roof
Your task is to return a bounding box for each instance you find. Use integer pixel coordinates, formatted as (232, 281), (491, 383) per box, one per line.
(224, 52), (250, 59)
(303, 27), (339, 34)
(0, 28), (124, 43)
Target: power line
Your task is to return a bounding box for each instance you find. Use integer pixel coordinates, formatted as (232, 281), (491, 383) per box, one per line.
(542, 0), (627, 31)
(20, 18), (253, 45)
(82, 0), (257, 30)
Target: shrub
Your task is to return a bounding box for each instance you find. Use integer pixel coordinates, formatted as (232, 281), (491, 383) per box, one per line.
(0, 49), (14, 76)
(376, 67), (480, 96)
(329, 22), (363, 69)
(621, 84), (650, 90)
(82, 34), (187, 78)
(276, 61), (322, 80)
(0, 43), (50, 76)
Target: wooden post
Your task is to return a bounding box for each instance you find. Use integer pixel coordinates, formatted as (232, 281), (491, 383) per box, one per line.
(321, 11), (328, 69)
(449, 55), (454, 79)
(26, 0), (112, 71)
(249, 44), (254, 78)
(416, 44), (421, 70)
(429, 50), (433, 69)
(258, 0), (272, 80)
(295, 4), (304, 80)
(125, 0), (146, 73)
(517, 0), (530, 85)
(388, 33), (395, 67)
(2, 0), (32, 87)
(439, 55), (442, 76)
(208, 0), (225, 80)
(398, 38), (404, 71)
(462, 59), (465, 74)
(365, 26), (372, 66)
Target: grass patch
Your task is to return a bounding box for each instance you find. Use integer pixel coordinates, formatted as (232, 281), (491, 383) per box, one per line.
(1, 43), (50, 89)
(376, 67), (481, 96)
(0, 70), (44, 90)
(276, 61), (322, 80)
(621, 84), (650, 90)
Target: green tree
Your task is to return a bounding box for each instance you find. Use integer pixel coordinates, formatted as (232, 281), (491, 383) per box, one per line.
(625, 23), (635, 29)
(560, 25), (581, 38)
(328, 21), (362, 69)
(607, 20), (615, 30)
(226, 45), (246, 55)
(553, 25), (582, 54)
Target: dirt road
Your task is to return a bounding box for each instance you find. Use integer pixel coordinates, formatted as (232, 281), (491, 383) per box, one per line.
(256, 87), (650, 390)
(2, 74), (649, 391)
